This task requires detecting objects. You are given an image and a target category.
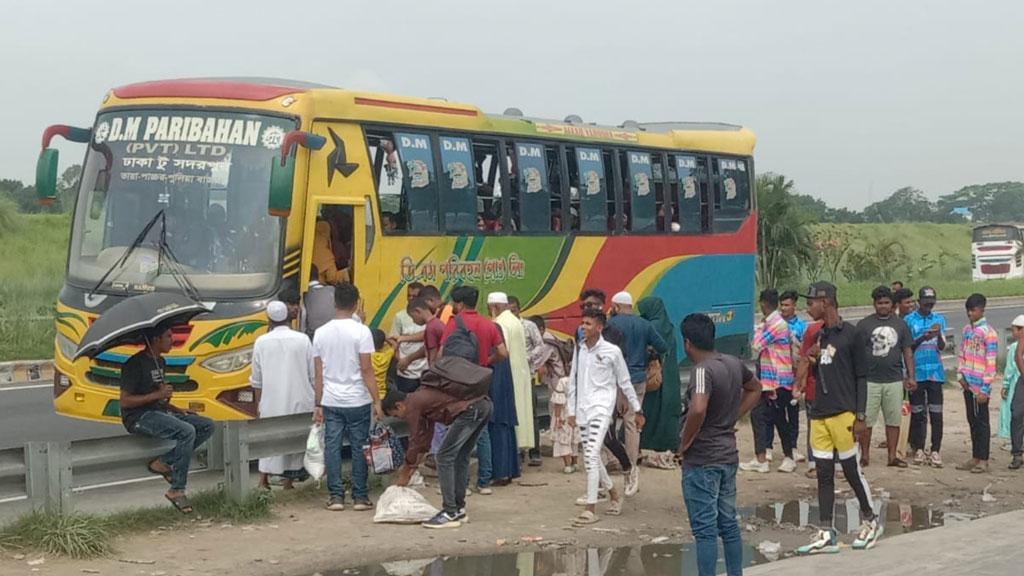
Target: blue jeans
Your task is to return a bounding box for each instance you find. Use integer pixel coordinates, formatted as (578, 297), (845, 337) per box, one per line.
(323, 404), (371, 501)
(475, 425), (492, 488)
(682, 463), (743, 576)
(131, 411), (214, 491)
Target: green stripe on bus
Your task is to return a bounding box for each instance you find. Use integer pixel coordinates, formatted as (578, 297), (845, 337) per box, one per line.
(523, 236), (575, 309)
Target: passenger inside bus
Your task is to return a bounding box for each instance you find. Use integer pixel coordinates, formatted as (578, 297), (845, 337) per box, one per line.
(312, 205), (352, 285)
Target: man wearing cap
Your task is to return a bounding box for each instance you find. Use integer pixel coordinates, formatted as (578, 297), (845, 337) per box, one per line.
(251, 301), (316, 490)
(609, 291), (667, 493)
(903, 286), (948, 467)
(797, 282), (881, 554)
(489, 292), (536, 462)
(1005, 315), (1024, 470)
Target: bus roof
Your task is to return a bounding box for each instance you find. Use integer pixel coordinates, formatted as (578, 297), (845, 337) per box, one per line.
(108, 78), (756, 155)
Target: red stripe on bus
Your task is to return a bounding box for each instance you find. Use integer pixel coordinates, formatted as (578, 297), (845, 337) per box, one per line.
(113, 80), (305, 101)
(354, 97), (478, 116)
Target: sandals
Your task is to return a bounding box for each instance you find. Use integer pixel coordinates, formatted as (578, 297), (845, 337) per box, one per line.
(605, 499), (622, 516)
(887, 458), (909, 468)
(165, 493), (193, 514)
(573, 510), (599, 526)
(955, 461), (977, 471)
(147, 459), (173, 484)
(970, 464), (989, 474)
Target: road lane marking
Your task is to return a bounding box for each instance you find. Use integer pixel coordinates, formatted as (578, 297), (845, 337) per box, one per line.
(0, 383), (51, 392)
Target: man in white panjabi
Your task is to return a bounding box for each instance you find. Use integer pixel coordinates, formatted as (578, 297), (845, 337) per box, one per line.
(251, 301), (316, 490)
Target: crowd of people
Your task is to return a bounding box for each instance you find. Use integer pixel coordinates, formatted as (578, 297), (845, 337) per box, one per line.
(115, 274), (1024, 576)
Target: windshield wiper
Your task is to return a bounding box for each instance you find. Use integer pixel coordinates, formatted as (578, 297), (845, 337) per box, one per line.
(89, 209), (201, 302)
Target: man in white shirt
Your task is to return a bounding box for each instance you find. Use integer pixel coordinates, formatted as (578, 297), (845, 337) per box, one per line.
(388, 282), (427, 392)
(567, 308), (644, 526)
(251, 301), (315, 490)
(509, 295), (546, 466)
(313, 283), (382, 512)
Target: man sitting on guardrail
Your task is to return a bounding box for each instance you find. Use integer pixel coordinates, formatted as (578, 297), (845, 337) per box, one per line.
(121, 322), (214, 514)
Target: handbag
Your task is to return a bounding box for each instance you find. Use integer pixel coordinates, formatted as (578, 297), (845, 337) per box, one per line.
(363, 422), (405, 474)
(645, 358), (663, 393)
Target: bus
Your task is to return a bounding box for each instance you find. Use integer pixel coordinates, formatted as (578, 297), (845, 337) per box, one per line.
(38, 78), (757, 423)
(972, 224), (1024, 281)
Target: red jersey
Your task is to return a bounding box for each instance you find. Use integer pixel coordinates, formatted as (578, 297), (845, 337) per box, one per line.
(441, 310), (504, 367)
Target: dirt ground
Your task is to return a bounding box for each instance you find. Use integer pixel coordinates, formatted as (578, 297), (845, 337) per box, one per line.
(3, 385), (1023, 576)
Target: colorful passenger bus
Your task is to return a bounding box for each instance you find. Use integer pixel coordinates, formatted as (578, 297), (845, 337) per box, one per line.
(39, 78), (756, 422)
(971, 224), (1024, 281)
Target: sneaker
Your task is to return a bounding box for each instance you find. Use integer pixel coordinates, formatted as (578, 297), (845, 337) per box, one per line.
(778, 457), (797, 473)
(454, 508), (469, 523)
(852, 517), (883, 550)
(563, 465), (577, 474)
(575, 492), (609, 506)
(913, 449), (926, 465)
(930, 451), (943, 468)
(624, 467), (640, 497)
(793, 450), (807, 463)
(326, 496), (345, 511)
(1009, 456), (1023, 470)
(739, 459), (770, 473)
(765, 449), (773, 462)
(474, 485), (493, 496)
(422, 511), (462, 529)
(352, 499), (374, 511)
(796, 528), (840, 555)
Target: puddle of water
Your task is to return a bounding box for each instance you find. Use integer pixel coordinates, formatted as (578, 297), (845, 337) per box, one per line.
(320, 544), (769, 576)
(740, 498), (979, 536)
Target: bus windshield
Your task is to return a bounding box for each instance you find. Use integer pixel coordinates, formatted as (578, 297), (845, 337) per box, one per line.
(68, 109), (296, 299)
(972, 225), (1021, 243)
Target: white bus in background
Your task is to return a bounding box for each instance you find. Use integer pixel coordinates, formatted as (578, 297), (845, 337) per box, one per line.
(972, 224), (1024, 280)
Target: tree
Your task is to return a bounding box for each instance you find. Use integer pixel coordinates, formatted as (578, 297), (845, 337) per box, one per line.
(56, 164), (83, 213)
(756, 173), (814, 289)
(938, 182), (1024, 223)
(861, 187), (936, 223)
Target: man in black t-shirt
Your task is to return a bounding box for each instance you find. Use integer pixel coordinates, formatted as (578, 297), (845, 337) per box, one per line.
(678, 313), (761, 576)
(121, 323), (214, 514)
(855, 286), (915, 468)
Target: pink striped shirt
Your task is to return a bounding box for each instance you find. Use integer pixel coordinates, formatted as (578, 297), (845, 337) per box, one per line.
(958, 318), (998, 396)
(752, 311), (794, 390)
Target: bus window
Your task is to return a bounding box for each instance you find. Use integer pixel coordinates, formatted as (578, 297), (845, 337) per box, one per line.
(624, 151), (656, 233)
(514, 142), (554, 232)
(473, 140), (505, 232)
(672, 155), (701, 234)
(566, 146), (607, 233)
(438, 135), (476, 232)
(713, 157), (751, 233)
(366, 130), (439, 233)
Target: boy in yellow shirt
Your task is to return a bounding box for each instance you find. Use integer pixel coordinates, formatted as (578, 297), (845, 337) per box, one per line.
(370, 328), (395, 400)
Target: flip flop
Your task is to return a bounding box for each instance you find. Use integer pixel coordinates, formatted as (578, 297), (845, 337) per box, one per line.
(605, 499), (622, 516)
(970, 465), (988, 474)
(147, 459), (173, 484)
(573, 510), (599, 526)
(887, 459), (909, 468)
(165, 493), (193, 514)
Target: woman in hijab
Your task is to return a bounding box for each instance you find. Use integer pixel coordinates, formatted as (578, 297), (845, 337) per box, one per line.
(638, 297), (681, 464)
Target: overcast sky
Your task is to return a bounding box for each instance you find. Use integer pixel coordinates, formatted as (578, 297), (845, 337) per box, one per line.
(2, 0), (1021, 209)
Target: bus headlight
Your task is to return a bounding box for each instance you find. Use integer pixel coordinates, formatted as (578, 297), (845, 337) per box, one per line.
(201, 347), (253, 373)
(56, 333), (78, 361)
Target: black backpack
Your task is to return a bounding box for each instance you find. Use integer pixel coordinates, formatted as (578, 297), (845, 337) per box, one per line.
(442, 315), (479, 363)
(420, 356), (492, 400)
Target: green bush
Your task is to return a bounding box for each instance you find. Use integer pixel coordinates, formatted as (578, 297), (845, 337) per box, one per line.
(0, 512), (112, 558)
(0, 197), (19, 237)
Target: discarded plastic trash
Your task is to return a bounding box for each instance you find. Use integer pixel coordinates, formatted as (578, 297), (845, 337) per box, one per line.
(982, 484), (997, 503)
(651, 536), (671, 544)
(373, 486), (439, 524)
(757, 541), (781, 561)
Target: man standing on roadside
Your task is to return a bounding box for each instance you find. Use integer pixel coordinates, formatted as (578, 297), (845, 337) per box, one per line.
(252, 301), (315, 490)
(955, 293), (998, 474)
(388, 282), (427, 393)
(780, 290), (807, 344)
(608, 291), (667, 488)
(303, 266), (336, 339)
(743, 289), (797, 474)
(904, 287), (947, 467)
(797, 282), (881, 555)
(855, 286), (915, 468)
(893, 288), (915, 319)
(1006, 316), (1024, 470)
(313, 283), (382, 512)
(509, 295), (546, 466)
(678, 313), (762, 576)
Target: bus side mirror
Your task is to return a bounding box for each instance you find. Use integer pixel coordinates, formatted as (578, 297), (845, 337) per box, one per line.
(268, 154), (295, 217)
(36, 149), (59, 206)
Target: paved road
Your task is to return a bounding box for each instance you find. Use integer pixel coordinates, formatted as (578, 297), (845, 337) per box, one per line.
(0, 384), (122, 449)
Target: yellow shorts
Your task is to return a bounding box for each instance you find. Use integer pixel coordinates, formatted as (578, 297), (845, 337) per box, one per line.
(810, 412), (858, 460)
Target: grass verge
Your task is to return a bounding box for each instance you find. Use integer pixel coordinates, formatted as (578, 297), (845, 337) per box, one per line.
(0, 488), (273, 559)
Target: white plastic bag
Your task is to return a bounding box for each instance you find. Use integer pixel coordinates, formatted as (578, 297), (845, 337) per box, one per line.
(372, 485), (439, 524)
(303, 423), (325, 481)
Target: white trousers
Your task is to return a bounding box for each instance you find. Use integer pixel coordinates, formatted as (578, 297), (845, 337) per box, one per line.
(580, 415), (614, 504)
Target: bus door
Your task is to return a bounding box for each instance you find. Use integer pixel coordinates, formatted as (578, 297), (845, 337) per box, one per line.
(301, 196), (368, 292)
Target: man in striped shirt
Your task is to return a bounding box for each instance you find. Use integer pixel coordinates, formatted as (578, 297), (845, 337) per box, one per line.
(742, 290), (798, 473)
(955, 293), (999, 474)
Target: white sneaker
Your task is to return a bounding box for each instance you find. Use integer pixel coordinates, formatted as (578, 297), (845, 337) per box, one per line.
(624, 467), (640, 497)
(793, 450), (807, 463)
(796, 528), (839, 555)
(739, 459), (770, 473)
(778, 457), (797, 473)
(765, 449), (774, 462)
(852, 517), (883, 550)
(913, 449), (926, 465)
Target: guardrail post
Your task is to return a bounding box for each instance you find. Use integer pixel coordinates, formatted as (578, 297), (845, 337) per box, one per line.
(222, 420), (250, 503)
(206, 422), (225, 472)
(29, 442), (72, 514)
